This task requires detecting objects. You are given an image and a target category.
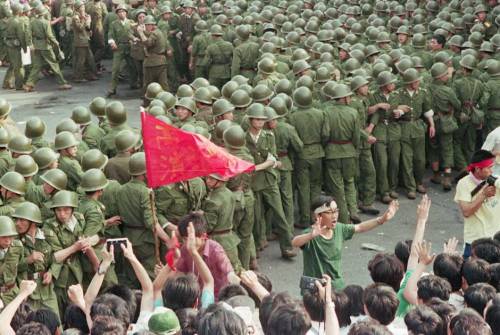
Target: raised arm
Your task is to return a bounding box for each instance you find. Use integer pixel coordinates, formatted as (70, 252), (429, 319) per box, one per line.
(354, 200), (399, 233)
(403, 241), (435, 305)
(407, 195), (431, 271)
(0, 281), (37, 335)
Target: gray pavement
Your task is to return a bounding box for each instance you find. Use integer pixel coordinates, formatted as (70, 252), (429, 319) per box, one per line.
(1, 62), (464, 297)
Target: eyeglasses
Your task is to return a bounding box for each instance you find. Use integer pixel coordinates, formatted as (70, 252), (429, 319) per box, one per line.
(322, 208), (339, 215)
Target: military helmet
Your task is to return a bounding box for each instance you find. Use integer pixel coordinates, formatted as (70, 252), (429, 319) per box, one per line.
(15, 155), (38, 177)
(50, 190), (78, 208)
(269, 96), (288, 116)
(81, 168), (109, 192)
(145, 82), (163, 100)
(128, 152), (146, 176)
(221, 81), (240, 99)
(134, 8), (147, 18)
(11, 3), (23, 14)
(194, 20), (208, 32)
(212, 99), (235, 118)
(434, 50), (452, 64)
(115, 3), (128, 13)
(89, 97), (106, 117)
(115, 129), (139, 153)
(148, 102), (166, 116)
(480, 42), (495, 53)
(431, 62), (448, 79)
(54, 131), (79, 151)
(175, 97), (197, 114)
(12, 202), (42, 224)
(330, 84), (352, 100)
(376, 31), (391, 43)
(0, 99), (12, 118)
(395, 57), (414, 73)
(144, 15), (156, 25)
(412, 33), (426, 48)
(293, 87), (313, 108)
(459, 54), (477, 70)
(252, 84), (274, 102)
(8, 135), (32, 155)
(376, 71), (397, 87)
(190, 77), (210, 91)
(210, 24), (224, 36)
(396, 25), (410, 35)
(156, 115), (173, 125)
(365, 45), (380, 58)
(291, 48), (310, 62)
(223, 125), (246, 149)
(448, 35), (465, 48)
(236, 24), (251, 40)
(71, 106), (92, 125)
(56, 118), (79, 134)
(296, 75), (314, 91)
(343, 58), (361, 74)
(231, 75), (249, 86)
(265, 106), (281, 121)
(0, 171), (26, 195)
(81, 149), (108, 171)
(229, 87), (252, 108)
(487, 59), (500, 77)
(275, 79), (293, 95)
(468, 31), (483, 47)
(24, 117), (46, 138)
(350, 75), (369, 92)
(0, 216), (17, 237)
(214, 120), (235, 139)
(194, 87), (213, 105)
(491, 34), (500, 48)
(258, 58), (276, 75)
(207, 86), (221, 101)
(105, 101), (127, 126)
(292, 60), (311, 75)
(315, 67), (331, 83)
(402, 68), (421, 85)
(32, 147), (59, 170)
(156, 91), (177, 110)
(246, 103), (268, 119)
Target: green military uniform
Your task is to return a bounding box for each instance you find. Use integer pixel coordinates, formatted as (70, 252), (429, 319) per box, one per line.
(82, 123), (106, 150)
(0, 240), (22, 305)
(203, 27), (233, 89)
(155, 178), (205, 224)
(142, 24), (169, 91)
(104, 152), (131, 184)
(72, 8), (97, 81)
(231, 34), (259, 82)
(99, 124), (132, 158)
(58, 0), (74, 66)
(480, 68), (500, 135)
(191, 26), (210, 78)
(27, 184), (53, 220)
(157, 14), (180, 91)
(2, 10), (27, 90)
(99, 180), (121, 238)
(31, 137), (50, 150)
(202, 179), (241, 272)
(85, 0), (107, 66)
(59, 155), (83, 191)
(108, 12), (136, 93)
(0, 150), (14, 177)
(0, 196), (26, 217)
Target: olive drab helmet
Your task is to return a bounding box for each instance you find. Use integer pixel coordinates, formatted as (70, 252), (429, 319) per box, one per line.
(105, 101), (127, 126)
(8, 135), (33, 155)
(71, 106), (92, 125)
(0, 171), (26, 195)
(190, 77), (210, 90)
(402, 68), (421, 85)
(12, 201), (42, 224)
(148, 106), (165, 117)
(252, 84), (274, 102)
(177, 84), (194, 98)
(194, 20), (208, 32)
(275, 79), (294, 95)
(431, 62), (449, 79)
(214, 120), (235, 140)
(231, 75), (249, 86)
(56, 118), (79, 134)
(145, 83), (163, 100)
(0, 128), (10, 148)
(156, 92), (177, 111)
(376, 71), (397, 87)
(350, 75), (369, 92)
(89, 97), (107, 117)
(128, 152), (146, 176)
(50, 190), (78, 208)
(292, 87), (313, 108)
(459, 54), (477, 70)
(258, 57), (276, 75)
(81, 149), (109, 171)
(269, 96), (289, 117)
(175, 97), (197, 114)
(246, 103), (268, 120)
(0, 216), (17, 237)
(24, 117), (46, 138)
(212, 99), (235, 118)
(264, 106), (282, 121)
(230, 90), (252, 108)
(221, 81), (239, 100)
(0, 99), (12, 118)
(15, 155), (39, 177)
(40, 169), (67, 191)
(487, 60), (500, 77)
(194, 87), (213, 105)
(223, 125), (246, 149)
(54, 131), (79, 151)
(80, 169), (109, 192)
(330, 84), (353, 100)
(33, 147), (59, 170)
(115, 130), (140, 153)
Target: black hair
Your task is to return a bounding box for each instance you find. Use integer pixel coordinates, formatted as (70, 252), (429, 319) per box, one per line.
(16, 322), (52, 335)
(433, 253), (464, 292)
(489, 263), (500, 291)
(311, 195), (335, 212)
(367, 253), (405, 292)
(64, 304), (89, 333)
(464, 283), (497, 315)
(471, 238), (500, 264)
(494, 231), (500, 244)
(104, 284), (138, 322)
(333, 290), (351, 327)
(363, 283), (399, 326)
(404, 305), (444, 335)
(162, 273), (200, 310)
(197, 303), (246, 335)
(462, 258), (491, 286)
(218, 284), (248, 301)
(449, 308), (492, 335)
(26, 309), (61, 335)
(470, 149), (495, 165)
(417, 274), (452, 303)
(240, 271), (272, 307)
(432, 34), (446, 47)
(303, 288), (326, 322)
(394, 240), (412, 271)
(485, 295), (500, 335)
(90, 315), (125, 335)
(90, 293), (131, 329)
(175, 308), (198, 335)
(259, 292), (295, 331)
(347, 319), (392, 335)
(343, 285), (364, 317)
(11, 302), (34, 332)
(178, 211), (207, 237)
(266, 302), (312, 335)
(426, 297), (456, 330)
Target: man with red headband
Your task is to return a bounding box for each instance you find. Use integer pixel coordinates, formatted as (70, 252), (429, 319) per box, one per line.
(455, 149), (500, 258)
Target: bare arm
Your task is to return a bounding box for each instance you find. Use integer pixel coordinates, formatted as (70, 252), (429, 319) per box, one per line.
(84, 246), (115, 307)
(153, 264), (174, 302)
(0, 281), (37, 335)
(54, 242), (82, 263)
(458, 186), (491, 218)
(354, 201), (399, 234)
(315, 275), (340, 335)
(186, 223), (214, 293)
(407, 195), (431, 271)
(403, 241), (435, 304)
(240, 271), (269, 302)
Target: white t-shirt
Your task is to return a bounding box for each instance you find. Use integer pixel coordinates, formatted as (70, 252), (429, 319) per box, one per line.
(454, 174), (500, 243)
(449, 292), (465, 311)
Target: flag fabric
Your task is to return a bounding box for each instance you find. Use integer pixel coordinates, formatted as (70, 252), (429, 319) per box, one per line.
(141, 112), (255, 188)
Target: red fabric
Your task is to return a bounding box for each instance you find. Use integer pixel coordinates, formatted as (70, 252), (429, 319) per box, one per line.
(141, 112), (255, 188)
(467, 158), (495, 172)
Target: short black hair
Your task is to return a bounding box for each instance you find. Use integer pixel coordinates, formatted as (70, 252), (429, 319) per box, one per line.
(26, 309), (60, 335)
(16, 322), (51, 335)
(449, 308), (492, 335)
(462, 258), (491, 286)
(259, 292), (295, 331)
(348, 319), (392, 335)
(363, 284), (399, 326)
(303, 288), (326, 322)
(178, 211), (208, 237)
(64, 304), (89, 333)
(464, 283), (497, 315)
(394, 240), (412, 271)
(470, 149), (495, 165)
(494, 230), (500, 244)
(90, 315), (125, 335)
(432, 34), (446, 47)
(162, 273), (200, 310)
(104, 284), (138, 323)
(426, 297), (456, 329)
(197, 303), (246, 335)
(333, 291), (351, 327)
(433, 253), (464, 292)
(343, 285), (365, 317)
(471, 238), (500, 264)
(90, 293), (131, 330)
(266, 302), (312, 335)
(175, 308), (198, 335)
(485, 295), (500, 335)
(218, 284), (248, 301)
(489, 263), (500, 291)
(404, 305), (444, 335)
(11, 302), (33, 332)
(311, 195), (335, 212)
(417, 274), (452, 303)
(367, 253), (405, 292)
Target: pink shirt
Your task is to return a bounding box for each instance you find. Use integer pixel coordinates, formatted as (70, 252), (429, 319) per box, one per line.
(176, 239), (234, 299)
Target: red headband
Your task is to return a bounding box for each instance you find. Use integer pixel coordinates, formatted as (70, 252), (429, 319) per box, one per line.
(467, 157), (495, 172)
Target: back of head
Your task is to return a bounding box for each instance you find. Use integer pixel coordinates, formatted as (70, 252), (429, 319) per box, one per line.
(266, 302), (311, 335)
(367, 253), (405, 292)
(343, 285), (365, 318)
(394, 240), (412, 270)
(404, 305), (444, 335)
(259, 292), (295, 331)
(464, 282), (497, 315)
(449, 308), (492, 335)
(417, 274), (452, 303)
(363, 283), (399, 326)
(26, 309), (60, 335)
(162, 273), (200, 310)
(462, 258), (491, 286)
(91, 293), (131, 330)
(16, 322), (51, 335)
(175, 308), (198, 335)
(104, 284), (138, 323)
(485, 295), (500, 335)
(348, 319), (392, 335)
(91, 315), (126, 335)
(489, 263), (500, 291)
(426, 297), (456, 327)
(433, 253), (464, 292)
(197, 303), (246, 335)
(12, 302), (33, 332)
(218, 284), (248, 302)
(178, 211), (207, 238)
(333, 291), (351, 327)
(471, 238), (500, 264)
(64, 304), (89, 333)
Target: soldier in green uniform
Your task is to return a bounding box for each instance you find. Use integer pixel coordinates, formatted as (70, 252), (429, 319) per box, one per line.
(116, 152), (171, 286)
(156, 5), (180, 91)
(32, 148), (59, 185)
(2, 3), (27, 90)
(14, 202), (59, 318)
(72, 1), (97, 82)
(107, 4), (137, 97)
(390, 68), (435, 199)
(85, 0), (107, 72)
(265, 102), (303, 227)
(8, 135), (33, 159)
(350, 76), (379, 215)
(202, 173), (241, 272)
(245, 103), (296, 259)
(0, 171), (27, 217)
(25, 117), (49, 151)
(190, 20), (210, 79)
(174, 97), (209, 129)
(0, 216), (22, 306)
(193, 87), (214, 126)
(59, 0), (75, 66)
(428, 62), (462, 191)
(71, 106), (105, 150)
(43, 190), (96, 319)
(55, 131), (83, 192)
(480, 60), (500, 135)
(32, 169), (67, 221)
(204, 24), (233, 89)
(322, 83), (361, 224)
(288, 86), (327, 227)
(89, 97), (111, 134)
(177, 0), (197, 81)
(23, 6), (72, 92)
(231, 24), (259, 83)
(15, 154), (39, 204)
(104, 129), (139, 184)
(99, 101), (133, 158)
(0, 126), (13, 178)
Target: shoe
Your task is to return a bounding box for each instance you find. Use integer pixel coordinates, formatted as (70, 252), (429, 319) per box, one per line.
(249, 258), (259, 271)
(407, 191), (417, 200)
(442, 173), (452, 191)
(389, 191), (399, 199)
(58, 84), (72, 90)
(260, 240), (268, 250)
(416, 184), (427, 194)
(359, 205), (380, 215)
(381, 194), (392, 204)
(267, 233), (278, 241)
(87, 75), (98, 81)
(2, 83), (14, 89)
(23, 84), (34, 92)
(430, 171), (441, 184)
(350, 214), (362, 224)
(281, 249), (297, 259)
(106, 89), (116, 97)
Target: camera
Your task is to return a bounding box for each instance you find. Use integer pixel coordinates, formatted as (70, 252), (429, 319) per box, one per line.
(486, 175), (498, 186)
(299, 276), (326, 293)
(106, 238), (128, 251)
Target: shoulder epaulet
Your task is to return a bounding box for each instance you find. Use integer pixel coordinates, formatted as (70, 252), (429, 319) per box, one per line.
(74, 212), (85, 221)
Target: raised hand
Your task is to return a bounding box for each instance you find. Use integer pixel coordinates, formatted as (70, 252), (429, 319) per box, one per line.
(416, 241), (435, 266)
(443, 237), (459, 254)
(416, 195), (431, 223)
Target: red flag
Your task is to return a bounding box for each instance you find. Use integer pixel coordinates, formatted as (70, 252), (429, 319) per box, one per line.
(141, 112), (255, 188)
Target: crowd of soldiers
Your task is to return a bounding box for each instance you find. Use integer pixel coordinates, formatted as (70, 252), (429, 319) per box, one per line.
(1, 0), (500, 327)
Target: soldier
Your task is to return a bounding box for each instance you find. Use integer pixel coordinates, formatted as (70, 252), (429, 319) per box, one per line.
(130, 9), (146, 89)
(55, 131), (83, 192)
(43, 190), (96, 318)
(85, 0), (107, 72)
(204, 24), (233, 89)
(0, 127), (13, 177)
(99, 101), (132, 158)
(0, 216), (22, 305)
(32, 148), (59, 185)
(107, 4), (137, 97)
(212, 99), (235, 124)
(136, 15), (169, 92)
(104, 129), (139, 184)
(58, 0), (75, 66)
(71, 106), (105, 150)
(245, 103), (296, 259)
(13, 202), (59, 318)
(177, 0), (197, 81)
(350, 76), (379, 215)
(190, 20), (210, 79)
(89, 97), (111, 134)
(8, 135), (33, 159)
(2, 3), (27, 90)
(156, 5), (180, 91)
(480, 60), (500, 135)
(193, 87), (214, 126)
(322, 83), (361, 224)
(231, 24), (259, 82)
(25, 117), (49, 150)
(23, 6), (72, 92)
(429, 62), (461, 191)
(391, 68), (435, 199)
(15, 155), (39, 203)
(0, 171), (27, 217)
(174, 97), (209, 129)
(72, 0), (97, 82)
(32, 169), (67, 221)
(230, 89), (252, 125)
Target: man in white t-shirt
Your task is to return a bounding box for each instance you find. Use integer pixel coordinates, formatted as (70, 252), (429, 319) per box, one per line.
(455, 150), (500, 258)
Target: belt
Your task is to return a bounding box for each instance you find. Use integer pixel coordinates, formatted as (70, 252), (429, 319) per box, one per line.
(328, 140), (352, 144)
(0, 283), (15, 293)
(240, 67), (255, 71)
(209, 229), (232, 236)
(124, 225), (145, 229)
(277, 151), (288, 157)
(27, 271), (45, 281)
